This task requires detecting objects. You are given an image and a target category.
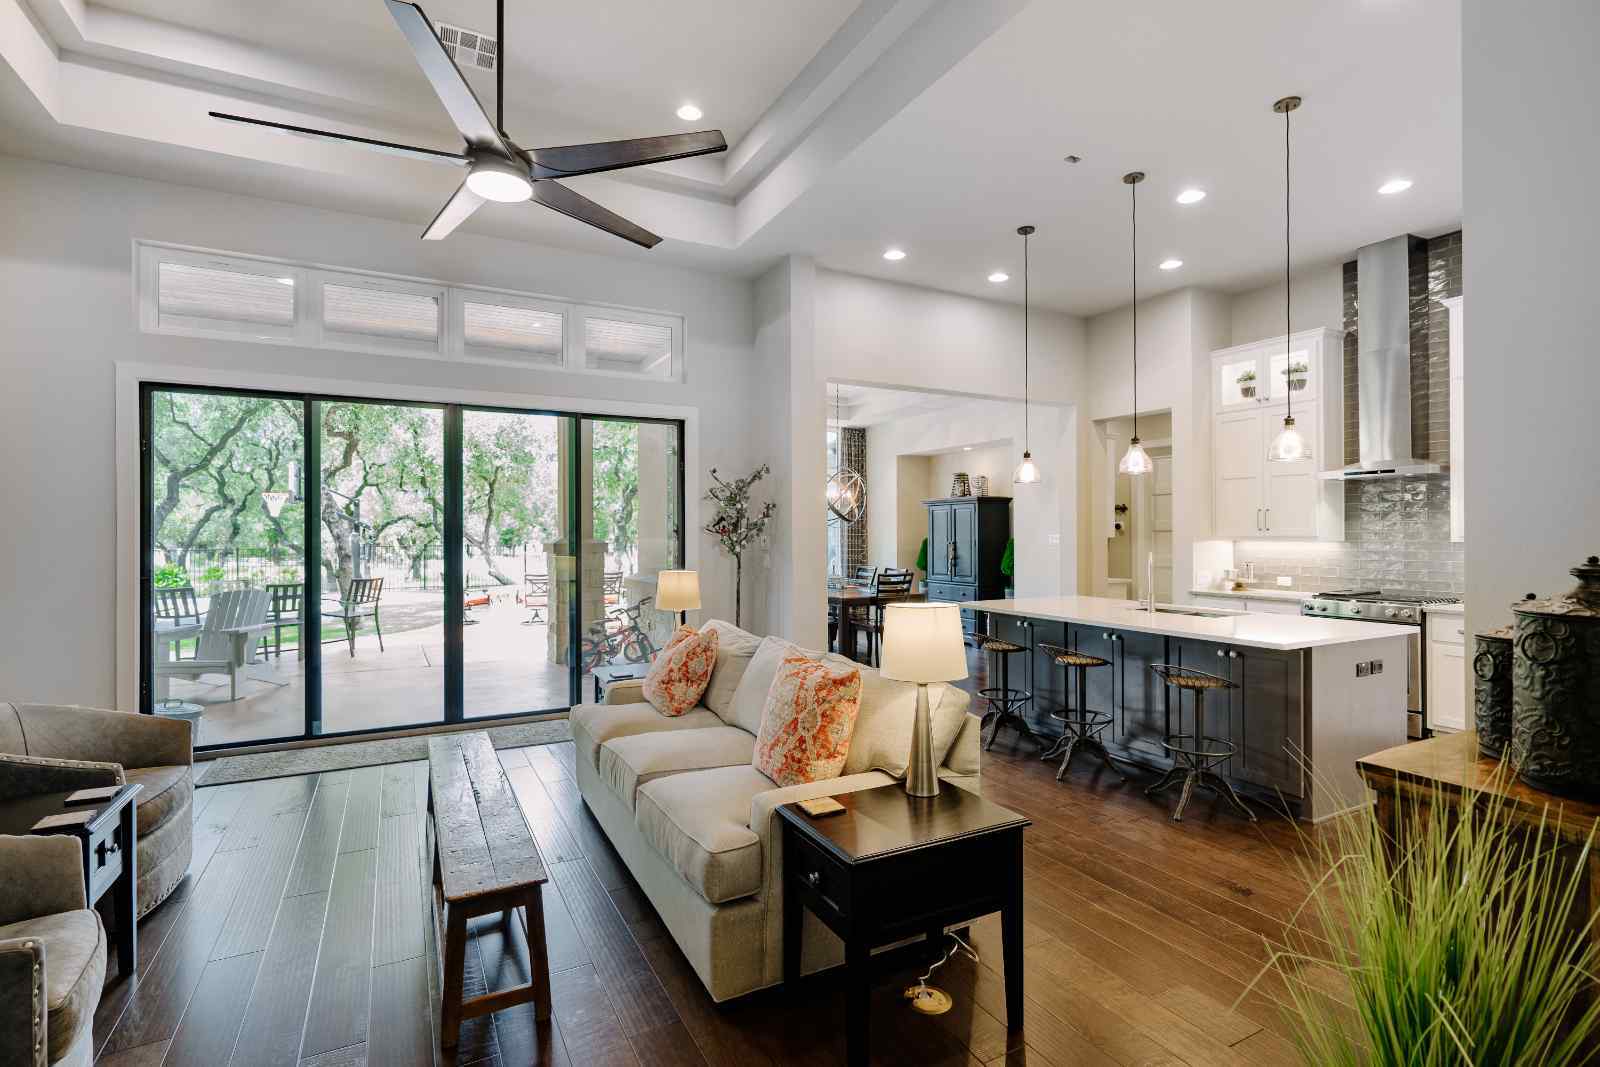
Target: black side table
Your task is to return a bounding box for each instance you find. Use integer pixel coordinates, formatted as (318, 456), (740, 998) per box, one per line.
(778, 784), (1030, 1067)
(3, 784), (142, 976)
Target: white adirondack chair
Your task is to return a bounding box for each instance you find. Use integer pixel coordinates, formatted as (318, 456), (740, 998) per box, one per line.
(153, 588), (274, 701)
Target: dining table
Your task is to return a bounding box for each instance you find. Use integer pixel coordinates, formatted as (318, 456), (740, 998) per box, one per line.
(826, 585), (924, 662)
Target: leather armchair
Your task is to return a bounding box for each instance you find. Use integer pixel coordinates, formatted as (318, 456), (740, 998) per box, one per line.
(0, 703), (194, 918)
(0, 835), (105, 1067)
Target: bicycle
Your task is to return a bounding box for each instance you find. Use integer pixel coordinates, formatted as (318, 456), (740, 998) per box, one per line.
(579, 596), (660, 671)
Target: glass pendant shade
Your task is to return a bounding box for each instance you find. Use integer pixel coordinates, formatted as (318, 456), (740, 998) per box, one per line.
(1012, 450), (1041, 485)
(1118, 437), (1154, 476)
(1266, 416), (1310, 463)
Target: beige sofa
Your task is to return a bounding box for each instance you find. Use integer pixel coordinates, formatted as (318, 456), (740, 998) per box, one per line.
(570, 620), (980, 1002)
(0, 835), (106, 1067)
(0, 703), (195, 919)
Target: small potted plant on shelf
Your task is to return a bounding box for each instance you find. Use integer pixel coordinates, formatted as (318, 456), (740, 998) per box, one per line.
(1236, 369), (1257, 398)
(1000, 538), (1015, 597)
(1285, 361), (1309, 391)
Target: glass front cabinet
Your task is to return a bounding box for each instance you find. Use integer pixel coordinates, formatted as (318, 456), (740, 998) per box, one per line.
(1209, 328), (1345, 540)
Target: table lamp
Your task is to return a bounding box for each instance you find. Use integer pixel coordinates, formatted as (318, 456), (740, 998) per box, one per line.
(656, 570), (701, 626)
(879, 602), (969, 797)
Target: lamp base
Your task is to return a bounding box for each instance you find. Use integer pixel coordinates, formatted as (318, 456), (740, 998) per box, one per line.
(905, 683), (940, 797)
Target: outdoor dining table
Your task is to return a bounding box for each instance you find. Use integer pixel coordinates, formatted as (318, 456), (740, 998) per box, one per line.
(826, 585), (924, 662)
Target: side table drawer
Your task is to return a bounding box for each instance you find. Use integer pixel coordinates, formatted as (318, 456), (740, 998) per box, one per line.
(86, 827), (125, 902)
(785, 828), (851, 925)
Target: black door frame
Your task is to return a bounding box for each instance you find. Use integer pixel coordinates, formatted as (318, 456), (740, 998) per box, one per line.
(139, 381), (685, 751)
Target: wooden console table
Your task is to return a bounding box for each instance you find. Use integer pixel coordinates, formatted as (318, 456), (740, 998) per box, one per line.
(1358, 730), (1600, 948)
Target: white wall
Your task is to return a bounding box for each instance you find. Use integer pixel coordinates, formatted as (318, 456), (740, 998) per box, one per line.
(928, 445), (1012, 500)
(1227, 262), (1345, 346)
(0, 155), (763, 708)
(1462, 1), (1600, 632)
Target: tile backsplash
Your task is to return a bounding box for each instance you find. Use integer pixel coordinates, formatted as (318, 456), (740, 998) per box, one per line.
(1232, 230), (1464, 597)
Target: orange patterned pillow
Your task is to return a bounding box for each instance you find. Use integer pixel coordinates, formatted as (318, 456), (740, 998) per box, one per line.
(642, 625), (719, 717)
(754, 654), (863, 787)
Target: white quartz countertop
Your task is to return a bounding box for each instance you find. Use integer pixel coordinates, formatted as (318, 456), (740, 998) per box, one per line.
(967, 596), (1416, 650)
(1188, 587), (1311, 603)
(1425, 602), (1465, 615)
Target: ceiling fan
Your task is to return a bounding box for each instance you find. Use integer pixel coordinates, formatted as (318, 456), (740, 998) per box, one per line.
(209, 0), (727, 248)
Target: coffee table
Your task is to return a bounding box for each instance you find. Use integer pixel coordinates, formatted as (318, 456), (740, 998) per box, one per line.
(0, 783), (142, 975)
(778, 783), (1030, 1067)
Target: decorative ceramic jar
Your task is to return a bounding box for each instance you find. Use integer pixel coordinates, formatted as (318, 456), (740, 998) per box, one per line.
(1472, 627), (1514, 759)
(1510, 557), (1600, 798)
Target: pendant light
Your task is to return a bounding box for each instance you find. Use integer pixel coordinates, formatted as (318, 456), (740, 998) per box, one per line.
(1266, 95), (1310, 463)
(825, 383), (866, 523)
(1118, 172), (1154, 476)
(1012, 224), (1042, 484)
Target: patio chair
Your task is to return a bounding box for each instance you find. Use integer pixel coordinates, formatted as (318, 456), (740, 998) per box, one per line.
(153, 585), (202, 659)
(603, 570), (624, 607)
(322, 577), (384, 657)
(263, 581), (303, 660)
(152, 587), (274, 701)
(521, 573), (548, 625)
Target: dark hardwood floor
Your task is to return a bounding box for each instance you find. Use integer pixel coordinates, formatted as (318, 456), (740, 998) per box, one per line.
(95, 666), (1320, 1065)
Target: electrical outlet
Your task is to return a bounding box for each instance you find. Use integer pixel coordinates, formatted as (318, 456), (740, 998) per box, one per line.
(1047, 533), (1061, 545)
(1276, 575), (1293, 587)
(1371, 659), (1383, 674)
(1356, 661), (1371, 678)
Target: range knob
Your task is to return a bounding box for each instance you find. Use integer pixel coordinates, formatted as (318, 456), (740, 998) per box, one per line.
(1384, 607), (1397, 618)
(1350, 606), (1362, 616)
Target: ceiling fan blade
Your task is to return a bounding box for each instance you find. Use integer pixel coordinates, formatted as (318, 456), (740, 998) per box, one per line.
(384, 0), (513, 156)
(531, 181), (661, 249)
(528, 130), (729, 179)
(422, 180), (486, 240)
(210, 112), (471, 167)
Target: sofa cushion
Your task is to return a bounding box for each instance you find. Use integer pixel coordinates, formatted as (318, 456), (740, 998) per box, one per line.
(842, 676), (969, 778)
(698, 620), (762, 721)
(569, 701), (723, 774)
(0, 909), (105, 1060)
(642, 626), (720, 717)
(124, 764), (192, 836)
(634, 765), (772, 905)
(727, 636), (855, 735)
(754, 655), (863, 787)
(598, 727), (757, 811)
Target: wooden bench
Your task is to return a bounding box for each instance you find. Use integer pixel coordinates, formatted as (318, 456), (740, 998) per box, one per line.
(427, 731), (551, 1047)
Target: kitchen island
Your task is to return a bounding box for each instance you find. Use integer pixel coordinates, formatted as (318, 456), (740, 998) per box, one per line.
(968, 596), (1414, 821)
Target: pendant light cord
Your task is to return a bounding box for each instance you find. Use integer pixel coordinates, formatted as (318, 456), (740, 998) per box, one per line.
(496, 0), (505, 135)
(1023, 229), (1030, 452)
(1130, 177), (1138, 441)
(1284, 102), (1292, 425)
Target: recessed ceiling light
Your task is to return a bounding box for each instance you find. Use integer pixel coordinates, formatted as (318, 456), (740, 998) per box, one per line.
(1378, 178), (1413, 195)
(882, 248), (906, 261)
(987, 271), (1009, 283)
(676, 103), (703, 122)
(963, 446), (973, 452)
(275, 276), (294, 285)
(1175, 188), (1206, 205)
(1158, 258), (1183, 271)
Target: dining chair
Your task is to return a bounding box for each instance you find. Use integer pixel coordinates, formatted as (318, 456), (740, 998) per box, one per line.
(847, 567), (878, 660)
(868, 569), (915, 666)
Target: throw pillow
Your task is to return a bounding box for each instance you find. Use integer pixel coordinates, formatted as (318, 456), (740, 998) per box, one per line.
(753, 654), (863, 787)
(727, 636), (806, 734)
(698, 619), (763, 721)
(841, 673), (969, 778)
(642, 625), (719, 717)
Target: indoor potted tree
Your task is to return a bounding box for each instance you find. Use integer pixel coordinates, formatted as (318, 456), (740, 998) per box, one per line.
(703, 464), (776, 628)
(915, 537), (929, 588)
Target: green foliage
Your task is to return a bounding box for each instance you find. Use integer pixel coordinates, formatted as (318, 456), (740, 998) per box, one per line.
(1249, 771), (1600, 1065)
(590, 420), (640, 566)
(916, 537), (928, 572)
(199, 565), (226, 585)
(999, 538), (1015, 577)
(153, 562), (189, 588)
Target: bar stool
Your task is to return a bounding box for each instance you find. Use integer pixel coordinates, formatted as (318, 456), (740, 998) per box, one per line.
(1036, 644), (1126, 782)
(976, 632), (1036, 751)
(1146, 664), (1256, 822)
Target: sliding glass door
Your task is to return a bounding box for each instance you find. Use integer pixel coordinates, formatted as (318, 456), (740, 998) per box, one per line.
(141, 384), (681, 749)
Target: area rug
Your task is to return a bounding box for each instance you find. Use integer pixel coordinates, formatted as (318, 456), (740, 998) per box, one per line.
(194, 717), (572, 786)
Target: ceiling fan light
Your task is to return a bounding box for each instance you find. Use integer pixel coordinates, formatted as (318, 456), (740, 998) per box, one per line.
(466, 158), (533, 202)
(1118, 437), (1154, 476)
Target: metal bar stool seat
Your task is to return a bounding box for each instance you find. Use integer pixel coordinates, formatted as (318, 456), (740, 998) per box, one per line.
(1036, 644), (1126, 782)
(975, 635), (1037, 750)
(1145, 664), (1256, 822)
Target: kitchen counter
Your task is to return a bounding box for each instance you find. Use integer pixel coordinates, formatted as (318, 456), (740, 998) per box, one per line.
(1188, 587), (1311, 604)
(1425, 602), (1465, 615)
(968, 595), (1415, 650)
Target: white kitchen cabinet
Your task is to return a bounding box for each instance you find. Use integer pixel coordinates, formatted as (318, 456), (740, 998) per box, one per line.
(1210, 329), (1344, 540)
(1426, 612), (1468, 732)
(1442, 296), (1464, 542)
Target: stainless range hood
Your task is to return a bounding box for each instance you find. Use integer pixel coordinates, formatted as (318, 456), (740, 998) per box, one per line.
(1319, 235), (1444, 480)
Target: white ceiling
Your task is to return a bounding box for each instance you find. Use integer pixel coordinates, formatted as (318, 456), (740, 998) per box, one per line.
(0, 0), (1462, 316)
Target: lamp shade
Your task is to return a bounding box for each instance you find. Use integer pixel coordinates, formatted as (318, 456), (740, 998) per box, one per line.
(655, 570), (701, 612)
(878, 602), (969, 683)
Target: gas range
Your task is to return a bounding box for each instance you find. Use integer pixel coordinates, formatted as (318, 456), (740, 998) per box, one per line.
(1301, 589), (1462, 625)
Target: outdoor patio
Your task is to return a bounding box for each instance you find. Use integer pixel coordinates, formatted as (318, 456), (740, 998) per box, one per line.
(158, 587), (584, 746)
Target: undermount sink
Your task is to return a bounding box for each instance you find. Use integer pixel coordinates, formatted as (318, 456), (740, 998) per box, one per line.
(1122, 604), (1234, 619)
